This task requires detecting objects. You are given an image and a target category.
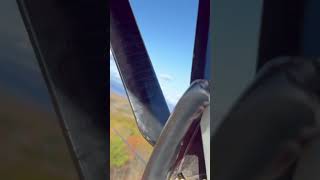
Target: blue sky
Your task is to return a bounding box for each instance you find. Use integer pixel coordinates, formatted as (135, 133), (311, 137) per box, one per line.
(110, 0), (199, 107)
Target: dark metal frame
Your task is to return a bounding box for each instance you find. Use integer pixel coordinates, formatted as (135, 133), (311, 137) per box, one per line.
(191, 0), (210, 82)
(17, 0), (108, 179)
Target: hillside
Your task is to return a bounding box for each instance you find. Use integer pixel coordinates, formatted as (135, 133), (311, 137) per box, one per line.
(110, 92), (153, 180)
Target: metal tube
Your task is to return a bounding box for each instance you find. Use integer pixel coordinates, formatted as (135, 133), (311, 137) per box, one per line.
(110, 0), (170, 145)
(142, 80), (209, 180)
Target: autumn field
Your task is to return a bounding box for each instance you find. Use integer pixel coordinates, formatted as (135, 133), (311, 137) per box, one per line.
(110, 92), (153, 180)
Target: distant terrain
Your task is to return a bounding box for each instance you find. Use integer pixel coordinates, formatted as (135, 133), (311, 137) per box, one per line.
(110, 91), (153, 180)
(110, 79), (126, 96)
